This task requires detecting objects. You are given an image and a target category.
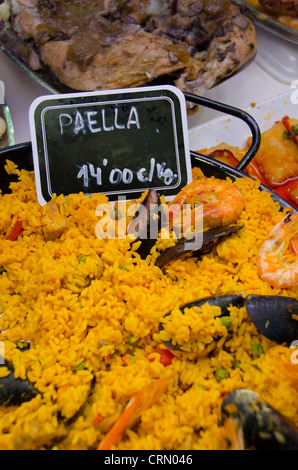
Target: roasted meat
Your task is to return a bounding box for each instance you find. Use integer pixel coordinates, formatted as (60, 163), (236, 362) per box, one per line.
(41, 27), (194, 90)
(174, 3), (257, 100)
(7, 0), (257, 110)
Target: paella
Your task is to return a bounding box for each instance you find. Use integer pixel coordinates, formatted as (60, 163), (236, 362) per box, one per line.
(0, 158), (298, 450)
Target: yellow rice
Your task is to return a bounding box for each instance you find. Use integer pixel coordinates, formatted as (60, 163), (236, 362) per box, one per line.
(0, 160), (297, 450)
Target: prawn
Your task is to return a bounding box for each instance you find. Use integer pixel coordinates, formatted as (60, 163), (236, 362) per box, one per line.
(257, 211), (298, 288)
(220, 417), (245, 450)
(97, 376), (171, 450)
(169, 177), (244, 234)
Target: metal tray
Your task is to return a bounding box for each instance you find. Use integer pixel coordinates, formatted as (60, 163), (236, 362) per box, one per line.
(0, 26), (71, 94)
(0, 93), (295, 212)
(0, 140), (295, 214)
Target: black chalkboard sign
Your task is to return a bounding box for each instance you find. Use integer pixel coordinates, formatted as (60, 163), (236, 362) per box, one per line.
(29, 86), (192, 206)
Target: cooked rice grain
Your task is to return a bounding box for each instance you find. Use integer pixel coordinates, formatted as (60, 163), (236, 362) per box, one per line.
(0, 166), (297, 450)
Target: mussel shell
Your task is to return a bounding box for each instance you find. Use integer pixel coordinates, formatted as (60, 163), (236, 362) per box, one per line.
(179, 293), (245, 315)
(155, 225), (243, 269)
(245, 295), (298, 346)
(131, 189), (164, 259)
(221, 389), (298, 450)
(160, 294), (245, 350)
(0, 358), (39, 406)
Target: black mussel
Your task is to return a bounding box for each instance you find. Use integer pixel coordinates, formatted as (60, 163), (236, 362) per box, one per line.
(245, 295), (298, 347)
(159, 294), (245, 350)
(221, 389), (298, 450)
(155, 225), (243, 269)
(178, 294), (245, 315)
(0, 357), (39, 406)
(129, 189), (165, 259)
(16, 340), (31, 352)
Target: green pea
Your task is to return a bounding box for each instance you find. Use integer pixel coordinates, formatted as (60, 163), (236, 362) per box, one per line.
(128, 334), (139, 347)
(232, 360), (241, 369)
(129, 355), (136, 364)
(221, 316), (232, 329)
(215, 368), (229, 382)
(120, 265), (128, 271)
(78, 256), (86, 263)
(74, 360), (85, 372)
(251, 344), (263, 357)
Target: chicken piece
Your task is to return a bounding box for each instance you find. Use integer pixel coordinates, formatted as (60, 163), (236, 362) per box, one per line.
(251, 119), (298, 185)
(120, 0), (171, 23)
(10, 0), (42, 40)
(174, 3), (257, 112)
(145, 0), (228, 47)
(0, 0), (11, 25)
(9, 0), (257, 112)
(40, 27), (194, 90)
(41, 200), (68, 241)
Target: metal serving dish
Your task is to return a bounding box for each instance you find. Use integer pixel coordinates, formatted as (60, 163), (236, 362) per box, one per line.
(0, 93), (296, 213)
(0, 26), (70, 95)
(0, 141), (295, 213)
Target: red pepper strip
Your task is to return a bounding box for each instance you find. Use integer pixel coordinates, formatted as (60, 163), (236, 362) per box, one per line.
(208, 149), (240, 168)
(245, 161), (269, 186)
(94, 413), (104, 424)
(271, 178), (298, 207)
(150, 348), (174, 365)
(209, 139), (298, 208)
(282, 116), (298, 147)
(8, 220), (23, 241)
(208, 149), (269, 187)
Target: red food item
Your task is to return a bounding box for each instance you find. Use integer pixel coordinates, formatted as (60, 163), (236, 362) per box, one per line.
(208, 148), (268, 186)
(244, 161), (268, 186)
(272, 179), (298, 208)
(8, 220), (23, 241)
(208, 149), (240, 167)
(282, 116), (298, 147)
(208, 145), (298, 209)
(150, 348), (174, 365)
(94, 413), (104, 424)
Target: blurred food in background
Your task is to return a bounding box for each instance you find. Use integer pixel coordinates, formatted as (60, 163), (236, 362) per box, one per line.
(0, 0), (257, 113)
(199, 116), (298, 208)
(245, 0), (298, 29)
